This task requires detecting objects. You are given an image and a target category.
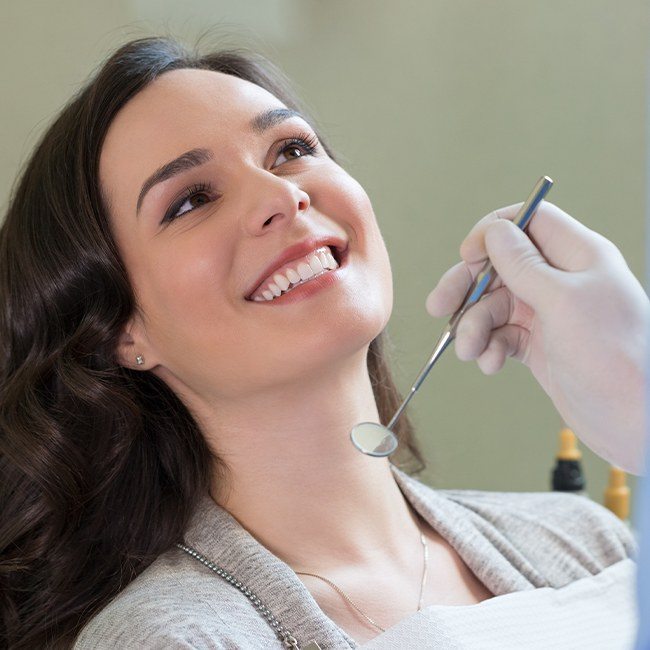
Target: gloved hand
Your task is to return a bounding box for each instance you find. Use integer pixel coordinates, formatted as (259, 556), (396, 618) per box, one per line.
(425, 201), (649, 475)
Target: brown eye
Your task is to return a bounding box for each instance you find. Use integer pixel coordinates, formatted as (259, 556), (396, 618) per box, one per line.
(271, 133), (319, 169)
(284, 145), (304, 159)
(162, 182), (216, 225)
(189, 193), (210, 208)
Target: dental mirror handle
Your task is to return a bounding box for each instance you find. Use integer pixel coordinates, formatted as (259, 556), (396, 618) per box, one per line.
(386, 175), (554, 431)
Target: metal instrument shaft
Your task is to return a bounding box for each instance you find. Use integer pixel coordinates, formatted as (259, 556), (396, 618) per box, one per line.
(386, 175), (554, 430)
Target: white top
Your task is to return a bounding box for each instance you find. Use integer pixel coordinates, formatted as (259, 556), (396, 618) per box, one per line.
(360, 558), (637, 649)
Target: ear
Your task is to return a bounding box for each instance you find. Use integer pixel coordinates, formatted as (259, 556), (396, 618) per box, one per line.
(115, 311), (156, 370)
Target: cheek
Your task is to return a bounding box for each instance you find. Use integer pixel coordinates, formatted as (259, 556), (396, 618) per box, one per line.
(328, 171), (392, 291)
(324, 170), (386, 255)
(320, 167), (371, 216)
(319, 170), (394, 326)
(136, 236), (237, 344)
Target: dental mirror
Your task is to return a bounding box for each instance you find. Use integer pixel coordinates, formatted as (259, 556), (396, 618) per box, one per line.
(350, 175), (554, 457)
(349, 421), (400, 456)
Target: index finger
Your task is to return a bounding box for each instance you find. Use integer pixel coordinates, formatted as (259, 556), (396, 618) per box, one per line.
(460, 200), (611, 272)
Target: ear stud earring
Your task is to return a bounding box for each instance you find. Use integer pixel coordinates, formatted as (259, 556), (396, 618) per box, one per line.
(135, 355), (144, 365)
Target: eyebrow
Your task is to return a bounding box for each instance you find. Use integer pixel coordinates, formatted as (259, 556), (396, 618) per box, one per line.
(135, 107), (306, 215)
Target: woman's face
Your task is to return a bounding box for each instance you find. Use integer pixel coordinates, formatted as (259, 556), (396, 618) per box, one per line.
(100, 68), (393, 401)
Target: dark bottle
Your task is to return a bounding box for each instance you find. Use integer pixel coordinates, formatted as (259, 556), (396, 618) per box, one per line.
(551, 427), (586, 494)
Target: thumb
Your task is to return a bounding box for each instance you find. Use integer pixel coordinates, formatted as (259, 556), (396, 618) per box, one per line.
(484, 219), (558, 310)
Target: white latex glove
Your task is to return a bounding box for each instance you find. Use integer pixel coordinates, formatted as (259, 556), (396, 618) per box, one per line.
(425, 201), (649, 475)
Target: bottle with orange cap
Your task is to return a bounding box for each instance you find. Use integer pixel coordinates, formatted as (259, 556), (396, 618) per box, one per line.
(604, 466), (631, 525)
(551, 427), (586, 495)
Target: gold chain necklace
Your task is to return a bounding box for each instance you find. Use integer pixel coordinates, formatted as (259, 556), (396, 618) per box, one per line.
(295, 529), (429, 633)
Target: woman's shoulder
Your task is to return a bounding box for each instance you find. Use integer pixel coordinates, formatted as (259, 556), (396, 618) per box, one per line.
(394, 466), (637, 572)
(433, 486), (637, 584)
(72, 548), (278, 649)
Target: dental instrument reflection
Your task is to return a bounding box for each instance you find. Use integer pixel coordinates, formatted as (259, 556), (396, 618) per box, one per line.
(350, 175), (554, 456)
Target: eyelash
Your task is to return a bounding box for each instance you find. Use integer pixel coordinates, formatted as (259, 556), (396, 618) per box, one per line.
(161, 131), (320, 225)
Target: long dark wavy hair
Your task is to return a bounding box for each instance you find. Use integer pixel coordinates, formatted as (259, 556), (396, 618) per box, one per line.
(0, 34), (426, 648)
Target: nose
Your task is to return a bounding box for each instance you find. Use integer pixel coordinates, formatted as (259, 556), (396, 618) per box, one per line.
(242, 169), (311, 235)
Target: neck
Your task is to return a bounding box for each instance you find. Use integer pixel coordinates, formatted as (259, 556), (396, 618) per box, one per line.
(181, 346), (423, 575)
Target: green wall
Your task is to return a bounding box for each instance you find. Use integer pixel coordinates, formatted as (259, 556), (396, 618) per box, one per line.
(2, 1), (646, 508)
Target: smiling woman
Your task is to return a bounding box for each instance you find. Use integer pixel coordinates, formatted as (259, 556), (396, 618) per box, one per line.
(0, 35), (424, 649)
(0, 34), (637, 650)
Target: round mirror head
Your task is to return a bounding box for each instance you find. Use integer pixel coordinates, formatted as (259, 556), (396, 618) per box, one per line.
(349, 422), (399, 457)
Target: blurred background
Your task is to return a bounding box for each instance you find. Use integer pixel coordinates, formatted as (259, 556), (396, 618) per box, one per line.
(1, 0), (647, 508)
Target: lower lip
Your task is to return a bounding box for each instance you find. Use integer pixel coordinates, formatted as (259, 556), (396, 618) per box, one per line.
(246, 252), (349, 306)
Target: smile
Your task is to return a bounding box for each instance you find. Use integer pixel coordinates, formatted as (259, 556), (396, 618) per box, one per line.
(249, 246), (342, 302)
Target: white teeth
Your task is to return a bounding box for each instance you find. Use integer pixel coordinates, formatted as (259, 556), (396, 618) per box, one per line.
(286, 268), (300, 284)
(274, 273), (290, 291)
(297, 262), (315, 281)
(318, 250), (329, 268)
(251, 246), (344, 302)
(308, 254), (324, 274)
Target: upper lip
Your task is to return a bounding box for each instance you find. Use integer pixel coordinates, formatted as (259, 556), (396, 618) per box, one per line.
(244, 235), (348, 299)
